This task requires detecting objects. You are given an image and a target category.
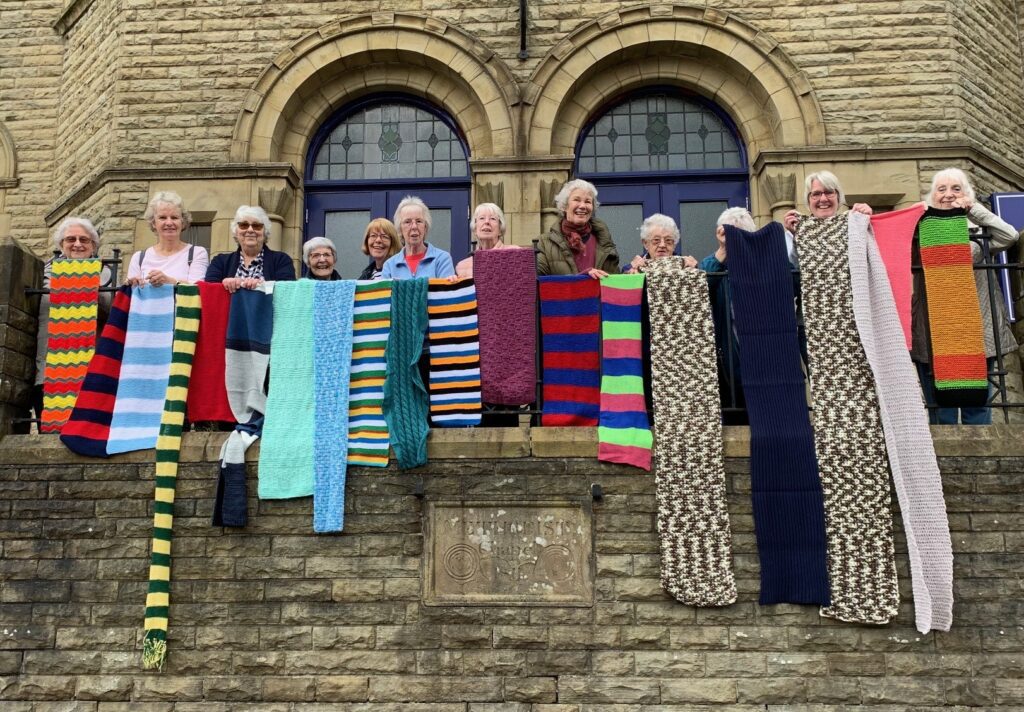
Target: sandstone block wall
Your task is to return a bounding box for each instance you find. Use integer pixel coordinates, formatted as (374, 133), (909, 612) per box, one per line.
(0, 429), (1021, 708)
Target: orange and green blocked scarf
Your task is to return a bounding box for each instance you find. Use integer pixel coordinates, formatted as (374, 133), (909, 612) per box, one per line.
(918, 207), (988, 407)
(41, 258), (103, 432)
(141, 285), (200, 670)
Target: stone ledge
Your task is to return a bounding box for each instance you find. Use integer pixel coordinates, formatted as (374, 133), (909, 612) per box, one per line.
(1, 424), (1021, 464)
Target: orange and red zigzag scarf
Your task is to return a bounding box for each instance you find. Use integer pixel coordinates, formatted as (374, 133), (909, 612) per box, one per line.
(41, 259), (103, 433)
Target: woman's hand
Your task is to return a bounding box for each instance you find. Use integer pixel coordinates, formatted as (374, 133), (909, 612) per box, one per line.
(682, 255), (698, 269)
(851, 203), (874, 215)
(625, 255), (645, 274)
(586, 268), (609, 280)
(221, 277), (262, 293)
(783, 209), (801, 233)
(950, 197), (974, 211)
(126, 276), (146, 287)
(446, 274), (461, 283)
(144, 270), (177, 287)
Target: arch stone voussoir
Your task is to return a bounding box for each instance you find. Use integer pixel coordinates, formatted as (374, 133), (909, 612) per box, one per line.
(231, 13), (520, 168)
(526, 3), (825, 159)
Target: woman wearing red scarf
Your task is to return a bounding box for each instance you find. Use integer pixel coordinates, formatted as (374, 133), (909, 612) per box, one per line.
(537, 179), (619, 278)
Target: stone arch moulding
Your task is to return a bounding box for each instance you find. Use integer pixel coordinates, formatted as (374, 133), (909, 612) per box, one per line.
(523, 3), (826, 161)
(230, 13), (520, 170)
(0, 122), (17, 186)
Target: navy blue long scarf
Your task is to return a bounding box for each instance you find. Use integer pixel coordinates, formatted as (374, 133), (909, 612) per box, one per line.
(725, 221), (830, 605)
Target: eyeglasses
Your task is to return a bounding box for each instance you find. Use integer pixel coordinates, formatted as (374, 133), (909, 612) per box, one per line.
(808, 189), (837, 200)
(367, 233), (391, 242)
(62, 236), (92, 244)
(309, 251), (334, 260)
(645, 236), (677, 246)
(237, 221), (264, 231)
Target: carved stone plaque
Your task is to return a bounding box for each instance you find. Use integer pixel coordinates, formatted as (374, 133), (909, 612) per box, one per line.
(423, 500), (593, 606)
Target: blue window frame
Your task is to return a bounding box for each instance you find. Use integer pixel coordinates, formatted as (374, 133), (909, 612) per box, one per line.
(304, 95), (472, 278)
(575, 89), (749, 263)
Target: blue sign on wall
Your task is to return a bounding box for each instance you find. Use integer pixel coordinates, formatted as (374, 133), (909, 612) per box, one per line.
(991, 193), (1024, 321)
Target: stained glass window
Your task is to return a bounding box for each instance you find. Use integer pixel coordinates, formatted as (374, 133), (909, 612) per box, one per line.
(577, 94), (742, 174)
(311, 102), (469, 181)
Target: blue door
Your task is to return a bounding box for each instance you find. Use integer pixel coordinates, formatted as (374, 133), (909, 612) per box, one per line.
(304, 96), (472, 279)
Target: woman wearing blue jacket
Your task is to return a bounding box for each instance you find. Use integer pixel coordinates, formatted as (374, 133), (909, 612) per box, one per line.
(381, 196), (455, 280)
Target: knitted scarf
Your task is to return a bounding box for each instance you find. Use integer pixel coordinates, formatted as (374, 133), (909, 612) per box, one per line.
(539, 275), (600, 426)
(725, 222), (830, 606)
(918, 207), (988, 406)
(107, 285), (176, 454)
(597, 273), (651, 470)
(41, 258), (103, 433)
(560, 218), (592, 253)
(427, 279), (482, 427)
(213, 286), (273, 528)
(796, 213), (899, 625)
(259, 280), (315, 498)
(383, 278), (429, 469)
(646, 259), (737, 606)
(473, 248), (537, 405)
(313, 280), (355, 532)
(141, 284), (200, 670)
(868, 203), (925, 349)
(848, 212), (953, 633)
(60, 286), (132, 457)
(186, 281), (234, 423)
(348, 281), (392, 467)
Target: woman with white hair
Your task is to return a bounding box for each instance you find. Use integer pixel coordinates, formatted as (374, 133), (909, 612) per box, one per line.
(624, 213), (697, 274)
(381, 196), (455, 279)
(912, 167), (1019, 424)
(126, 191), (210, 287)
(536, 178), (619, 278)
(455, 203), (522, 278)
(34, 216), (112, 421)
(302, 237), (341, 281)
(205, 205), (296, 292)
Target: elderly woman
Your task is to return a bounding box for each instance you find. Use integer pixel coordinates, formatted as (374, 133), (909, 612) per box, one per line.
(205, 205), (296, 291)
(126, 191), (210, 286)
(537, 179), (619, 278)
(624, 213), (697, 273)
(913, 167), (1020, 425)
(358, 218), (401, 280)
(455, 203), (522, 278)
(783, 170), (873, 234)
(381, 196), (455, 279)
(302, 237), (341, 280)
(34, 217), (112, 421)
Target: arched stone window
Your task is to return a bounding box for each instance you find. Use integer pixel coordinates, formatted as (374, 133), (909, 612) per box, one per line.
(305, 97), (471, 277)
(575, 90), (748, 261)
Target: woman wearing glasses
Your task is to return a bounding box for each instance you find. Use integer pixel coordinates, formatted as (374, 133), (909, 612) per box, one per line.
(381, 196), (455, 280)
(783, 171), (873, 232)
(126, 191), (210, 287)
(624, 213), (697, 274)
(358, 218), (401, 280)
(34, 216), (112, 422)
(205, 205), (296, 291)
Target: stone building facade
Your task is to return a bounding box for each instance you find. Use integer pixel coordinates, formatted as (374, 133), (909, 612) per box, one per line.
(0, 0), (1023, 263)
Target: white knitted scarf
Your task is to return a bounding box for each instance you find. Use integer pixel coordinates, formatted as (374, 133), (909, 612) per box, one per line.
(847, 211), (954, 633)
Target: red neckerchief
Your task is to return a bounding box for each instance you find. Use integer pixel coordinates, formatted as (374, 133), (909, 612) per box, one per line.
(560, 218), (593, 254)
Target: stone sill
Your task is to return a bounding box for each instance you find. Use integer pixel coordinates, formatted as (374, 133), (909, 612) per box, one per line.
(1, 424), (1022, 465)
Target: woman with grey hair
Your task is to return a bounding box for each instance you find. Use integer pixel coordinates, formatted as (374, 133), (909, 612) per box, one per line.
(455, 202), (523, 278)
(537, 178), (618, 278)
(912, 167), (1019, 424)
(205, 204), (295, 292)
(782, 170), (873, 233)
(381, 195), (455, 279)
(126, 191), (210, 287)
(34, 216), (112, 421)
(302, 237), (341, 281)
(624, 213), (697, 274)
